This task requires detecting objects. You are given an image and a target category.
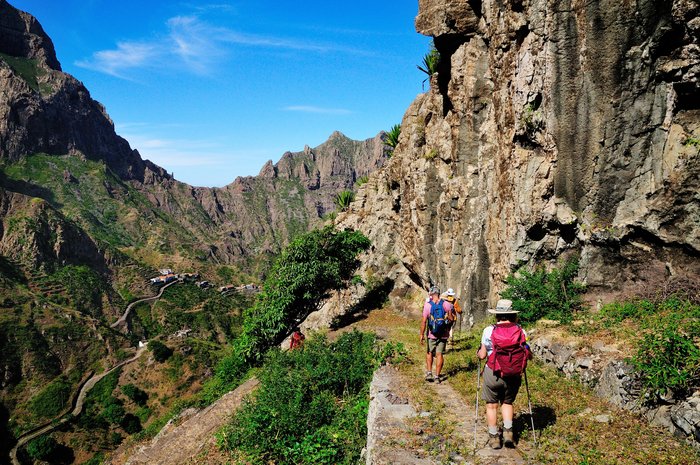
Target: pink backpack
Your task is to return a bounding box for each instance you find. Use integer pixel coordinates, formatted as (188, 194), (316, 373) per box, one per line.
(487, 323), (530, 377)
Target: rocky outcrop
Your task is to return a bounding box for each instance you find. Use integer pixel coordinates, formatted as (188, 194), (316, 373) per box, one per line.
(0, 0), (167, 183)
(0, 0), (60, 70)
(531, 335), (700, 445)
(0, 187), (106, 271)
(337, 0), (700, 321)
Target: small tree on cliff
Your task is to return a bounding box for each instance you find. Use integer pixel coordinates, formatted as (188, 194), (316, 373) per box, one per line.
(384, 124), (401, 154)
(417, 46), (440, 89)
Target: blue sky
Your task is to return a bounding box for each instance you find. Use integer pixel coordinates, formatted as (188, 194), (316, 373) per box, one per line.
(11, 1), (431, 187)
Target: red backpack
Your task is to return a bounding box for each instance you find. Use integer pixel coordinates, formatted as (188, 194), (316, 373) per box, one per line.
(487, 323), (530, 377)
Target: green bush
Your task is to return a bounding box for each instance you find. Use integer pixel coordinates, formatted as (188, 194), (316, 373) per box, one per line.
(149, 340), (173, 362)
(355, 175), (369, 187)
(598, 299), (656, 326)
(101, 401), (125, 425)
(632, 317), (700, 398)
(26, 435), (59, 461)
(501, 257), (585, 323)
(334, 190), (355, 212)
(218, 331), (377, 465)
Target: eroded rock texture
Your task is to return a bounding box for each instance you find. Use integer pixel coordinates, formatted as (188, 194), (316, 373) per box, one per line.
(338, 0), (700, 321)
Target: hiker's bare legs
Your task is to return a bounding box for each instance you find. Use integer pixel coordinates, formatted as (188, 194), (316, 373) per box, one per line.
(426, 351), (433, 373)
(502, 403), (514, 424)
(486, 403), (513, 427)
(435, 352), (444, 377)
(486, 403), (499, 428)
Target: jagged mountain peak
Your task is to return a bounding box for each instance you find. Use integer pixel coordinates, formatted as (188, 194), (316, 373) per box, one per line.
(0, 0), (61, 70)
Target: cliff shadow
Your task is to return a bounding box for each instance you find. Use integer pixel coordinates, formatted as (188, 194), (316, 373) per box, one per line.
(0, 170), (61, 208)
(330, 278), (394, 330)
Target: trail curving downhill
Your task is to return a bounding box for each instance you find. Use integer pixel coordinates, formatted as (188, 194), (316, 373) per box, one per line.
(9, 281), (178, 465)
(9, 347), (147, 465)
(111, 280), (178, 329)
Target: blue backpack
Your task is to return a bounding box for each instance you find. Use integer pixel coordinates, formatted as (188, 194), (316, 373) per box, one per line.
(428, 299), (452, 338)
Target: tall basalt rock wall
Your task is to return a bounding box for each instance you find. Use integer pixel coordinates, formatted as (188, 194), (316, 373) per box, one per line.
(338, 0), (700, 320)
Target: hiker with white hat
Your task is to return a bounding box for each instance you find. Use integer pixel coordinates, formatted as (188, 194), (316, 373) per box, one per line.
(476, 299), (531, 449)
(442, 288), (462, 343)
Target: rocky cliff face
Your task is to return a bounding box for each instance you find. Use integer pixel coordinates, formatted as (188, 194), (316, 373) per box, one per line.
(338, 0), (700, 320)
(0, 1), (167, 183)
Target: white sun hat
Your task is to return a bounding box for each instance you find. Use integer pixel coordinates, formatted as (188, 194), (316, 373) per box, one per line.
(487, 299), (519, 314)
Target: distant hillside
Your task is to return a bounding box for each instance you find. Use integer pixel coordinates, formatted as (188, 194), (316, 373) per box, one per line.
(0, 0), (389, 273)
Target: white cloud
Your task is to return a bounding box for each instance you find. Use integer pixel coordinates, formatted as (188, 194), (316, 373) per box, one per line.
(75, 41), (159, 77)
(283, 105), (352, 115)
(76, 15), (369, 78)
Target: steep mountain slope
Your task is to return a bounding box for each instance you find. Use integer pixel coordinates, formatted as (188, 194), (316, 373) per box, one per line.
(338, 0), (700, 319)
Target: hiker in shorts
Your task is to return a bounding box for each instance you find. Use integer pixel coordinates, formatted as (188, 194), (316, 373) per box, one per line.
(419, 286), (455, 384)
(477, 299), (529, 449)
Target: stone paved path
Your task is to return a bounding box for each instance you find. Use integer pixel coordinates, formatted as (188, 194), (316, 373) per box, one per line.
(367, 365), (529, 465)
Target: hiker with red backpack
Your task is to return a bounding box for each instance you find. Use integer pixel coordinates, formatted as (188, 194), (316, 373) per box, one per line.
(420, 286), (455, 384)
(477, 299), (531, 449)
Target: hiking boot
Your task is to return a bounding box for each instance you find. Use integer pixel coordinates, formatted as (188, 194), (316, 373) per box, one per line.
(435, 375), (442, 384)
(503, 428), (514, 448)
(425, 371), (434, 382)
(488, 433), (502, 449)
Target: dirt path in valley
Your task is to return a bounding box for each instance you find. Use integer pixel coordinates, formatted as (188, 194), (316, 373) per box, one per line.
(110, 280), (177, 329)
(9, 347), (147, 465)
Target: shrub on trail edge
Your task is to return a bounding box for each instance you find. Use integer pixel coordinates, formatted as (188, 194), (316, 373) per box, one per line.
(601, 298), (700, 399)
(502, 257), (585, 323)
(218, 331), (380, 465)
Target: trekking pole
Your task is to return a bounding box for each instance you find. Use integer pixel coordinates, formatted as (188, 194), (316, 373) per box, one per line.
(474, 358), (481, 450)
(523, 369), (537, 448)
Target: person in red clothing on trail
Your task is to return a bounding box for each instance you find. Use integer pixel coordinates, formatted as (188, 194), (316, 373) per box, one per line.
(289, 327), (305, 350)
(419, 286), (455, 384)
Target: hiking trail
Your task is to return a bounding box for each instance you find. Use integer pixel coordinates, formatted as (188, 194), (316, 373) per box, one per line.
(367, 364), (528, 465)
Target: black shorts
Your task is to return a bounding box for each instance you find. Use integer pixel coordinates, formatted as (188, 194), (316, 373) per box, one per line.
(481, 364), (521, 404)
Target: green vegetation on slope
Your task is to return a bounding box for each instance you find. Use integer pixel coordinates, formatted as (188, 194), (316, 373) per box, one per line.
(219, 331), (398, 465)
(582, 296), (700, 399)
(2, 153), (209, 258)
(0, 52), (52, 94)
